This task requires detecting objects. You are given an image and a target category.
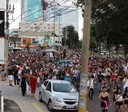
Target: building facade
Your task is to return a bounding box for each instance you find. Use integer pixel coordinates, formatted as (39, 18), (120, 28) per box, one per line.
(21, 0), (43, 21)
(21, 0), (78, 33)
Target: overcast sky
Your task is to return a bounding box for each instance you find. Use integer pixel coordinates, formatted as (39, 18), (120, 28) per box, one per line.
(9, 0), (83, 39)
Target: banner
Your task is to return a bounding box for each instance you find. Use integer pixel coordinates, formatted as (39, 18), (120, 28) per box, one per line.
(0, 11), (4, 38)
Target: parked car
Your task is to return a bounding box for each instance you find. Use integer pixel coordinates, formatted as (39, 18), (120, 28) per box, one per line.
(100, 50), (109, 55)
(39, 80), (78, 111)
(59, 60), (74, 67)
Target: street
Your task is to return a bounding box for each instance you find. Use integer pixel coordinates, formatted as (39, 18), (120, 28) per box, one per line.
(0, 80), (114, 112)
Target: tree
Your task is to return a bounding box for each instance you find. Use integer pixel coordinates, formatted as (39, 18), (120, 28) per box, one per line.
(26, 43), (30, 52)
(62, 25), (79, 49)
(44, 35), (50, 41)
(77, 0), (128, 56)
(10, 35), (18, 48)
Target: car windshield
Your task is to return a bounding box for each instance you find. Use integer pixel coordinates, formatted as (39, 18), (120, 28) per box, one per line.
(53, 83), (77, 93)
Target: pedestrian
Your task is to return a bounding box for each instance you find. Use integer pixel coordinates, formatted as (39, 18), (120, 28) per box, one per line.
(123, 87), (128, 111)
(26, 71), (31, 96)
(30, 72), (37, 97)
(64, 69), (72, 83)
(99, 86), (111, 112)
(123, 75), (128, 91)
(89, 75), (94, 100)
(115, 88), (124, 112)
(97, 72), (104, 93)
(13, 67), (19, 85)
(0, 64), (6, 81)
(113, 85), (118, 112)
(8, 65), (15, 86)
(21, 71), (27, 96)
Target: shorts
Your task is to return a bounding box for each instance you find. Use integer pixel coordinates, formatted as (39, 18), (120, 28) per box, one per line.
(8, 75), (13, 80)
(110, 78), (114, 82)
(116, 101), (123, 106)
(0, 71), (4, 75)
(124, 100), (128, 104)
(87, 86), (90, 90)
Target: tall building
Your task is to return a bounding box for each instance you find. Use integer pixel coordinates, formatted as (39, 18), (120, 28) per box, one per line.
(21, 0), (43, 21)
(21, 0), (78, 32)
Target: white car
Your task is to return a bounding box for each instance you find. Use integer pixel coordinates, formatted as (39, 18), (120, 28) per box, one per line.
(39, 79), (78, 111)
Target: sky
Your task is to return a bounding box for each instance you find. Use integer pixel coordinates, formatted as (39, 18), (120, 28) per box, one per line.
(9, 0), (83, 39)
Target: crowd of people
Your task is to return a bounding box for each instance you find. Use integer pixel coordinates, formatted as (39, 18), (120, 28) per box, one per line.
(0, 49), (128, 112)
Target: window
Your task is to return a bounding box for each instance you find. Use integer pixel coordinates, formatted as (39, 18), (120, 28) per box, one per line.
(53, 83), (77, 93)
(23, 39), (26, 43)
(47, 24), (49, 26)
(43, 81), (48, 87)
(46, 82), (51, 91)
(48, 27), (50, 29)
(10, 43), (12, 46)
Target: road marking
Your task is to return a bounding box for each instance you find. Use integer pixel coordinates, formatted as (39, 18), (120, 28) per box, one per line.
(33, 102), (44, 112)
(35, 95), (39, 100)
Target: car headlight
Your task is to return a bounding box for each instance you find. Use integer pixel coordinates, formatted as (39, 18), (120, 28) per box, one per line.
(53, 97), (62, 103)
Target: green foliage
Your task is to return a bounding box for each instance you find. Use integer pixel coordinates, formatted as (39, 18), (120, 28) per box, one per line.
(10, 35), (18, 48)
(62, 26), (79, 49)
(77, 0), (128, 56)
(66, 26), (79, 49)
(40, 46), (44, 50)
(26, 43), (30, 52)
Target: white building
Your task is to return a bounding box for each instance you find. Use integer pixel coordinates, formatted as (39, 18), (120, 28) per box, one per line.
(9, 18), (61, 49)
(19, 18), (60, 36)
(21, 0), (79, 36)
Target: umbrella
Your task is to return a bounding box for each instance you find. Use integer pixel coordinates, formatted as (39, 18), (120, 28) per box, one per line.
(45, 49), (57, 52)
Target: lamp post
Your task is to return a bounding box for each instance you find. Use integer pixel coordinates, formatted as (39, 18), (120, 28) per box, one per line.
(78, 0), (92, 112)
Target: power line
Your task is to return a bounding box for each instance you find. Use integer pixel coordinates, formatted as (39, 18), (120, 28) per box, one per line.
(19, 8), (78, 36)
(19, 2), (75, 30)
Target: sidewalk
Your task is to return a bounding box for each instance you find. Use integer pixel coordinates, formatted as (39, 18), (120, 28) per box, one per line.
(1, 79), (40, 112)
(4, 99), (21, 112)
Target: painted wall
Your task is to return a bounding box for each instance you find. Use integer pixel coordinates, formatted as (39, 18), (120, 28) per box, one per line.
(22, 37), (32, 45)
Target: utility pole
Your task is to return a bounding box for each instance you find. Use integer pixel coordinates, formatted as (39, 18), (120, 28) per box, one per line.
(53, 0), (55, 49)
(5, 0), (9, 76)
(5, 0), (14, 75)
(78, 0), (92, 112)
(65, 26), (67, 47)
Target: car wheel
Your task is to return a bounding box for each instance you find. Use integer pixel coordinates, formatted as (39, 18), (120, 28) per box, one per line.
(47, 100), (53, 111)
(39, 92), (42, 102)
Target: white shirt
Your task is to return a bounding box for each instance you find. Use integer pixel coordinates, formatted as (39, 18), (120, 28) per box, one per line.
(89, 79), (94, 88)
(116, 95), (123, 101)
(49, 52), (53, 58)
(52, 76), (57, 80)
(123, 78), (128, 90)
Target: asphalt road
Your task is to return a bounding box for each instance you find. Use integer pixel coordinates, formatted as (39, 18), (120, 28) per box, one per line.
(0, 80), (114, 112)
